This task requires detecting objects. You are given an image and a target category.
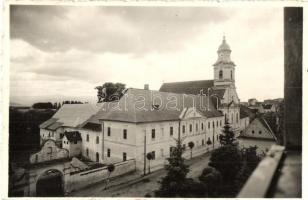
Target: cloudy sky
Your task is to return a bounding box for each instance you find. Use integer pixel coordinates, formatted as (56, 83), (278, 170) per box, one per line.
(10, 5), (283, 105)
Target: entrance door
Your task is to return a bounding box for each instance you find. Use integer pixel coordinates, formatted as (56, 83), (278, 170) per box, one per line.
(36, 169), (63, 197)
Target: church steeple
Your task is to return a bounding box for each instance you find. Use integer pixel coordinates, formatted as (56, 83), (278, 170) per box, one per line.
(213, 35), (236, 88)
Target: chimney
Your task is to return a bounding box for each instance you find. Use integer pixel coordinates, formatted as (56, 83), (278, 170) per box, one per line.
(144, 84), (149, 90)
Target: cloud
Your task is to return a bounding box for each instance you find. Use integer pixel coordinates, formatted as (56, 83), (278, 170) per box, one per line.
(9, 6), (284, 104)
(10, 6), (230, 54)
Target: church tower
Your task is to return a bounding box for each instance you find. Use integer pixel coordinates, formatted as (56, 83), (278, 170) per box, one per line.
(213, 35), (236, 89)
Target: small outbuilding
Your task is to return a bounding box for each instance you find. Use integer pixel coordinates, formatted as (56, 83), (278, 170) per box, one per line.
(62, 131), (82, 157)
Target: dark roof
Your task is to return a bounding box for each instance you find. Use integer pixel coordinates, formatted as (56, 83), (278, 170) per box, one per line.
(262, 104), (273, 109)
(239, 105), (256, 120)
(95, 88), (223, 123)
(159, 80), (214, 95)
(262, 113), (278, 134)
(64, 131), (82, 143)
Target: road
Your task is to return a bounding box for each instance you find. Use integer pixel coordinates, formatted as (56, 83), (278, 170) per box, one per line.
(69, 152), (211, 197)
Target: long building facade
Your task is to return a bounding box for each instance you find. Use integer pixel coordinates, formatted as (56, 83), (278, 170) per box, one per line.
(36, 36), (248, 174)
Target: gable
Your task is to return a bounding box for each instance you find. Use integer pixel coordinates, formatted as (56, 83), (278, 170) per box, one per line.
(241, 118), (276, 141)
(181, 107), (204, 120)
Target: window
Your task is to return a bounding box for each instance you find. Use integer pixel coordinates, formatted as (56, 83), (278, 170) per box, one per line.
(212, 121), (215, 128)
(48, 132), (50, 137)
(231, 70), (233, 80)
(107, 149), (111, 157)
(123, 152), (127, 161)
(201, 123), (204, 130)
(202, 139), (204, 146)
(170, 127), (173, 136)
(152, 151), (156, 160)
(152, 129), (155, 139)
(182, 125), (185, 133)
(96, 136), (99, 144)
(35, 154), (38, 162)
(236, 113), (239, 123)
(86, 148), (89, 156)
(220, 120), (222, 126)
(170, 147), (174, 156)
(160, 149), (164, 157)
(107, 127), (111, 136)
(86, 134), (89, 142)
(259, 131), (262, 134)
(189, 124), (192, 132)
(196, 124), (198, 132)
(96, 152), (99, 162)
(252, 130), (255, 134)
(208, 122), (210, 129)
(123, 129), (127, 139)
(219, 70), (223, 79)
(216, 121), (218, 127)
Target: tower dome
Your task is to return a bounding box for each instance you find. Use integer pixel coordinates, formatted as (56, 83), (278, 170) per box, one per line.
(218, 35), (231, 52)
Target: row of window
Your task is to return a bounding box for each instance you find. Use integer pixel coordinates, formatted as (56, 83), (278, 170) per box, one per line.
(106, 148), (127, 161)
(182, 120), (223, 134)
(86, 134), (100, 143)
(107, 127), (127, 139)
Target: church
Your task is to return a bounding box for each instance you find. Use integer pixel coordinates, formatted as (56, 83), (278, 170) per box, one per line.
(160, 36), (243, 135)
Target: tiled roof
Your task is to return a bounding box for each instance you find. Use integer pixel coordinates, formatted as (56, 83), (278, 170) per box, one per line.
(64, 131), (82, 143)
(40, 103), (103, 130)
(39, 118), (58, 129)
(159, 80), (214, 95)
(95, 88), (223, 123)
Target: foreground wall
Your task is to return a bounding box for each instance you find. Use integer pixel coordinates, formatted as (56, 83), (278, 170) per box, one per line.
(67, 159), (136, 192)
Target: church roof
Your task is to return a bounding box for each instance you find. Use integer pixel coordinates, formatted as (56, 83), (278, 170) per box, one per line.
(95, 88), (223, 123)
(159, 80), (214, 95)
(218, 35), (231, 52)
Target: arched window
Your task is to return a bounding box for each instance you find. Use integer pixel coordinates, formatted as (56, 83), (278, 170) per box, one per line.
(86, 148), (89, 156)
(219, 70), (223, 79)
(96, 152), (99, 162)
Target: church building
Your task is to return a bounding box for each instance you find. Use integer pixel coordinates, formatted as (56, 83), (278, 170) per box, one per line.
(160, 36), (243, 134)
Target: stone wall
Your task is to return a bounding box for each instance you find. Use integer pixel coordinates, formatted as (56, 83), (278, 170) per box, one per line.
(67, 159), (136, 192)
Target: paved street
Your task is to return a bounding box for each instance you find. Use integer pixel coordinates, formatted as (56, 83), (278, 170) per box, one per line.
(69, 152), (211, 197)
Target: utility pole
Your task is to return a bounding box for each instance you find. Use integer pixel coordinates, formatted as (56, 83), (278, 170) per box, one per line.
(144, 131), (146, 176)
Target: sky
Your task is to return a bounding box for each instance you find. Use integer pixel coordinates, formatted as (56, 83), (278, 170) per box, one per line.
(10, 5), (284, 106)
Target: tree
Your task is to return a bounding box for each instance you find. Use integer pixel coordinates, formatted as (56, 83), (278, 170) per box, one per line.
(188, 141), (195, 159)
(32, 102), (53, 109)
(155, 138), (190, 197)
(146, 152), (154, 174)
(105, 164), (115, 190)
(219, 120), (237, 146)
(95, 82), (126, 103)
(199, 167), (222, 197)
(235, 146), (261, 191)
(209, 145), (242, 182)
